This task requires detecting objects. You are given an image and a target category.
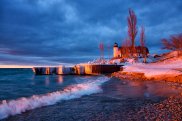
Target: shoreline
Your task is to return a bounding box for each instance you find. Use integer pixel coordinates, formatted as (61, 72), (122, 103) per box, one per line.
(109, 71), (182, 120)
(111, 71), (182, 83)
(102, 76), (182, 120)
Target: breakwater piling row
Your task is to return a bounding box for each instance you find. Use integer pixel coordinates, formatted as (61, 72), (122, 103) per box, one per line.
(32, 64), (123, 75)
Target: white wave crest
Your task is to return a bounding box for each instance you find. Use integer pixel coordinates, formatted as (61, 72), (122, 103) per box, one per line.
(0, 77), (109, 119)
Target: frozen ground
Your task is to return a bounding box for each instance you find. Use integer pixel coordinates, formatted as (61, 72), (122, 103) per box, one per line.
(114, 51), (182, 81)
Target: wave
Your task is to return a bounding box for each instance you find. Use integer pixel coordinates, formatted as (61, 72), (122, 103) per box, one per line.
(0, 76), (109, 120)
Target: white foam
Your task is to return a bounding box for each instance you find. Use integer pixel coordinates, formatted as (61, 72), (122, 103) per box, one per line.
(0, 77), (109, 119)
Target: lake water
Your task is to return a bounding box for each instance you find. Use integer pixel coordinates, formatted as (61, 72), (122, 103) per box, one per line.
(0, 69), (109, 120)
(0, 69), (181, 120)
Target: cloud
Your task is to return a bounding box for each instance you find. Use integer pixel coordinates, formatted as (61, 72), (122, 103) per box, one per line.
(0, 0), (182, 65)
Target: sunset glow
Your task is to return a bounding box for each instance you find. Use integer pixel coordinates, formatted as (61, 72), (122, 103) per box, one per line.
(0, 0), (181, 120)
(0, 65), (33, 68)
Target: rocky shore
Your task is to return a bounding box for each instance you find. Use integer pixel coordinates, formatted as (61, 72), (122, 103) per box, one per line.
(112, 71), (182, 83)
(111, 72), (182, 120)
(133, 95), (182, 121)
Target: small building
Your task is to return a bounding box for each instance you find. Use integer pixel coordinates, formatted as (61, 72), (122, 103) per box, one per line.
(113, 42), (149, 58)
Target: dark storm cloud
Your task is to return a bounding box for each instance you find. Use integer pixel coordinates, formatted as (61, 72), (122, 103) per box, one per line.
(0, 0), (182, 65)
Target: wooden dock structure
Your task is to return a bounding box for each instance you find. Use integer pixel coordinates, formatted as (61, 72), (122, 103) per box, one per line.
(32, 64), (123, 75)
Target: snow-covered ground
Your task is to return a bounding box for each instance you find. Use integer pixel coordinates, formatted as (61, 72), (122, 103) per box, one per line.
(123, 59), (182, 79)
(122, 51), (182, 79)
(84, 51), (182, 80)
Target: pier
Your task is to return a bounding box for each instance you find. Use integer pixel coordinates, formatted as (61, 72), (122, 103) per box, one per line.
(32, 64), (123, 75)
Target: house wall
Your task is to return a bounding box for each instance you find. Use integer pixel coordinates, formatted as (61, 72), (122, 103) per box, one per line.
(113, 46), (119, 57)
(113, 46), (149, 58)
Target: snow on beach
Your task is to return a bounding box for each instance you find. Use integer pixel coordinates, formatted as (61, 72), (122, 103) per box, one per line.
(123, 59), (182, 79)
(113, 51), (182, 82)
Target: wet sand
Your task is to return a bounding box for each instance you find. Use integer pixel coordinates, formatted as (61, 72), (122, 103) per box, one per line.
(2, 77), (182, 121)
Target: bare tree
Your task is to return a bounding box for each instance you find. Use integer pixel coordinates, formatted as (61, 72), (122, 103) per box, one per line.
(139, 26), (147, 62)
(140, 26), (145, 47)
(121, 38), (131, 58)
(127, 8), (138, 55)
(162, 34), (182, 56)
(99, 42), (104, 60)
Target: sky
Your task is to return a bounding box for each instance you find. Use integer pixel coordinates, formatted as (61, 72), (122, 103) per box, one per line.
(0, 0), (182, 66)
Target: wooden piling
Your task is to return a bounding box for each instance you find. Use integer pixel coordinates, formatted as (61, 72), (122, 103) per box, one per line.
(33, 64), (123, 75)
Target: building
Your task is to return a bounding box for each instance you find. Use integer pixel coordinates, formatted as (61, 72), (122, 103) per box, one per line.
(113, 42), (149, 58)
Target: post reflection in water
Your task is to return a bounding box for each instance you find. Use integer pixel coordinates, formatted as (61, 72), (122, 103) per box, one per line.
(45, 76), (50, 86)
(57, 76), (64, 84)
(30, 75), (35, 85)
